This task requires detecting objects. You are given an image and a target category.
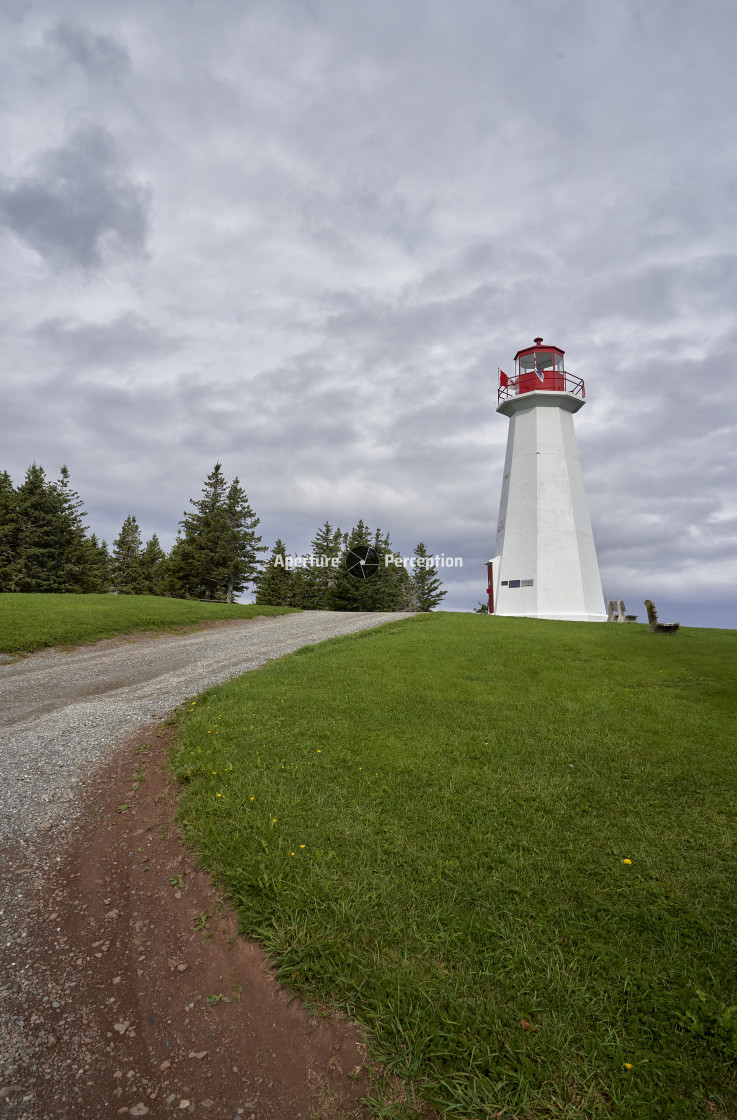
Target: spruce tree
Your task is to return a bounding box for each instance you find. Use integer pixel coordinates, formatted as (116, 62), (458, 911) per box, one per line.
(165, 532), (193, 598)
(327, 520), (373, 612)
(169, 464), (264, 601)
(82, 534), (113, 594)
(290, 565), (309, 609)
(374, 527), (414, 611)
(223, 478), (265, 602)
(112, 515), (147, 594)
(0, 470), (17, 592)
(410, 542), (447, 611)
(141, 534), (167, 596)
(52, 465), (94, 592)
(328, 522), (410, 612)
(301, 521), (342, 609)
(11, 464), (65, 592)
(167, 464), (229, 600)
(256, 539), (295, 606)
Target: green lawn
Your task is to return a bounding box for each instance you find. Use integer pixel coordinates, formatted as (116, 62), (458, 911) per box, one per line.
(174, 613), (733, 1117)
(0, 593), (298, 654)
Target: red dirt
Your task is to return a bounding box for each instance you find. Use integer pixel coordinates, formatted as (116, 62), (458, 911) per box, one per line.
(0, 721), (380, 1120)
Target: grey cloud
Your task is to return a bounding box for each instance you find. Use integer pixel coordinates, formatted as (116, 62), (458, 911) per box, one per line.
(0, 123), (149, 269)
(2, 0), (737, 624)
(33, 313), (181, 369)
(45, 21), (131, 81)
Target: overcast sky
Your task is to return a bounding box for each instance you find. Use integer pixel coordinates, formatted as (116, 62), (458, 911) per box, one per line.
(2, 0), (736, 626)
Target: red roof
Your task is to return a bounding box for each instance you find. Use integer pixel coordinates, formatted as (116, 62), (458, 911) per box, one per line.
(513, 337), (565, 362)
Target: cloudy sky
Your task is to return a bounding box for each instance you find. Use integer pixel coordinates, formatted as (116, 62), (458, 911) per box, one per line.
(2, 0), (736, 626)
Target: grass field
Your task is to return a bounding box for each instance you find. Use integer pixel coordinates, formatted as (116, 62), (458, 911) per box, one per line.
(0, 593), (297, 654)
(171, 613), (737, 1119)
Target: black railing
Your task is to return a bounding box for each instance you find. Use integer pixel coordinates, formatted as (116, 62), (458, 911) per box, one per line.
(498, 371), (585, 405)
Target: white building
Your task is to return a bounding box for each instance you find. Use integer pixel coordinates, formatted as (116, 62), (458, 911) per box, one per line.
(487, 337), (606, 622)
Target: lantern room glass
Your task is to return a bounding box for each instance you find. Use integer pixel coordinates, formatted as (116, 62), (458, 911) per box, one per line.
(518, 351), (557, 375)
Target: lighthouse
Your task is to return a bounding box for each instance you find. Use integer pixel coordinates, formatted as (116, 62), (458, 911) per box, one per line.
(487, 338), (606, 622)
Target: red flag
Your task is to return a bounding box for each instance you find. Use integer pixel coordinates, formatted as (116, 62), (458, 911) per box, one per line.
(499, 369), (508, 387)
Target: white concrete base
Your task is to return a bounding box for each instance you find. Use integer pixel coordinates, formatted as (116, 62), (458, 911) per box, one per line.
(492, 391), (606, 622)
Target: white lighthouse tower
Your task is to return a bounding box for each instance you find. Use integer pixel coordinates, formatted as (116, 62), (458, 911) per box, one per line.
(487, 337), (606, 622)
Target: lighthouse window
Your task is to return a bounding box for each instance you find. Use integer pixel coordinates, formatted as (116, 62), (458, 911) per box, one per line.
(508, 579), (521, 588)
(521, 579), (534, 587)
(520, 351), (554, 374)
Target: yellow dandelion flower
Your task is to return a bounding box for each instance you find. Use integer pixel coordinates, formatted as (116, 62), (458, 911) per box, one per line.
(216, 793), (222, 798)
(622, 858), (632, 865)
(624, 1062), (632, 1070)
(273, 818), (277, 823)
(250, 796), (254, 801)
(300, 844), (305, 848)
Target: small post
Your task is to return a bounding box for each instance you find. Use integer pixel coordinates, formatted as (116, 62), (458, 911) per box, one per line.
(486, 561), (494, 614)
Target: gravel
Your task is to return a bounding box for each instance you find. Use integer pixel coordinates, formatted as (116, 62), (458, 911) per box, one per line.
(0, 610), (409, 848)
(0, 610), (410, 1117)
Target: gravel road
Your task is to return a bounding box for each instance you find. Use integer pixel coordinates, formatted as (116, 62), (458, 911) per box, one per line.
(0, 611), (408, 847)
(1, 610), (410, 1119)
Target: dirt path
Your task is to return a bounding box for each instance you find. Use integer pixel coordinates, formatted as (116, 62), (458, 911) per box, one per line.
(0, 612), (421, 1120)
(1, 722), (378, 1120)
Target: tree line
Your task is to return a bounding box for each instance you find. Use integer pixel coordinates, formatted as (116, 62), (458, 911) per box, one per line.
(0, 462), (262, 602)
(0, 463), (446, 611)
(256, 524), (446, 612)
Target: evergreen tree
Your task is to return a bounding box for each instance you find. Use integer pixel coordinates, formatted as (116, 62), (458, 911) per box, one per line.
(256, 539), (295, 606)
(289, 565), (310, 609)
(375, 527), (414, 612)
(11, 464), (65, 592)
(223, 477), (265, 602)
(82, 534), (113, 594)
(3, 464), (104, 593)
(410, 542), (447, 611)
(112, 515), (147, 594)
(0, 470), (17, 592)
(165, 531), (191, 598)
(52, 465), (94, 592)
(167, 465), (228, 600)
(328, 521), (411, 612)
(301, 521), (342, 609)
(141, 534), (167, 596)
(169, 464), (264, 601)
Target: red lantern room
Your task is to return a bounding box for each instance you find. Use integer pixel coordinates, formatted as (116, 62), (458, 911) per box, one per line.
(498, 337), (585, 403)
(515, 337), (565, 393)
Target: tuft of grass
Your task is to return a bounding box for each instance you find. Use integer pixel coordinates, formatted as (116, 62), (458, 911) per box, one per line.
(0, 592), (298, 654)
(171, 613), (737, 1119)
